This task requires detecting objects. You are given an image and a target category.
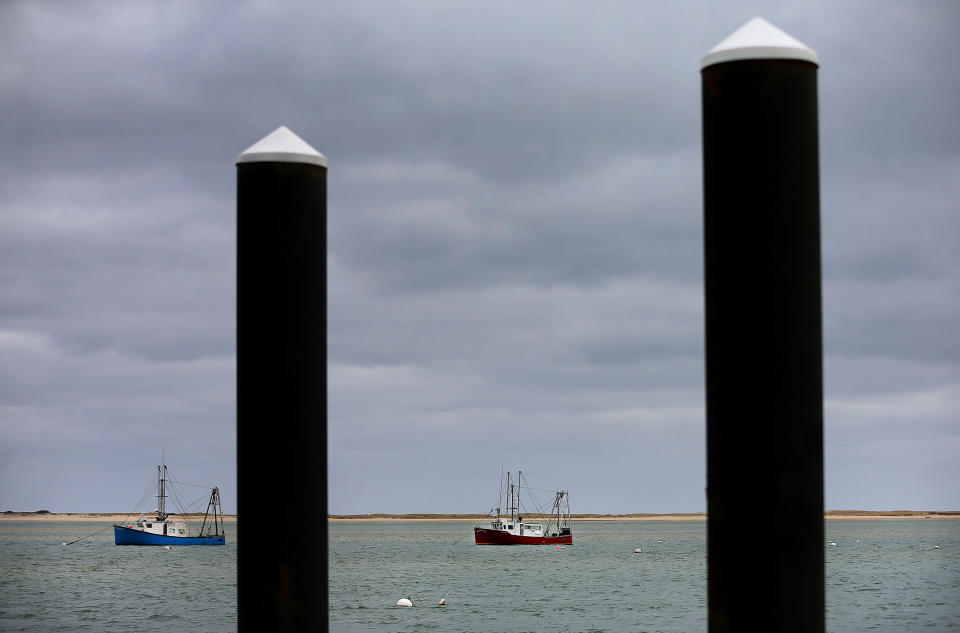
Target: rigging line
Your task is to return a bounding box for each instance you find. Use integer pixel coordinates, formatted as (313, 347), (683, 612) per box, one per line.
(168, 482), (190, 516)
(163, 470), (191, 512)
(529, 488), (550, 515)
(165, 469), (202, 518)
(516, 473), (554, 517)
(520, 481), (547, 516)
(449, 520), (484, 547)
(436, 521), (484, 605)
(434, 514), (495, 604)
(182, 490), (210, 514)
(64, 523), (114, 545)
(168, 475), (201, 516)
(519, 474), (541, 513)
(515, 473), (559, 496)
(523, 486), (562, 494)
(165, 468), (217, 491)
(131, 476), (155, 515)
(166, 478), (214, 489)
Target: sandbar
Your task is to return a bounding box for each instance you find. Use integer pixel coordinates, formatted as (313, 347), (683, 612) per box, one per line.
(328, 511), (959, 522)
(0, 512), (237, 523)
(3, 511), (957, 523)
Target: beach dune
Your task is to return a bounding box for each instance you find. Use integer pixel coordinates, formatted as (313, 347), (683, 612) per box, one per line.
(3, 510), (957, 522)
(0, 511), (237, 523)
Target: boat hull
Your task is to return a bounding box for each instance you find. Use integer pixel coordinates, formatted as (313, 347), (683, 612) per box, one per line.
(474, 527), (572, 545)
(114, 525), (225, 546)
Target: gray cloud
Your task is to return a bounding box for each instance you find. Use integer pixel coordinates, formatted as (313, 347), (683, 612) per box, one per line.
(1, 0), (958, 514)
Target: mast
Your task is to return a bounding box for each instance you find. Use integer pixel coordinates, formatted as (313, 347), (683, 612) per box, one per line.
(157, 465), (168, 521)
(517, 470), (523, 520)
(497, 464), (504, 518)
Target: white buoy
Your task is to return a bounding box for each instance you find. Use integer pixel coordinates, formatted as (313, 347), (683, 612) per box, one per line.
(934, 545), (941, 549)
(657, 539), (663, 544)
(634, 548), (642, 553)
(438, 598), (446, 606)
(396, 598), (413, 607)
(828, 541), (836, 547)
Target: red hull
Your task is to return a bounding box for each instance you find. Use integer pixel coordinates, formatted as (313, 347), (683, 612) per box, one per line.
(474, 527), (572, 545)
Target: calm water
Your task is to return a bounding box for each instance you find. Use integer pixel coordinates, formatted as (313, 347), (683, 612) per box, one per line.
(0, 521), (237, 632)
(1, 520), (957, 632)
(330, 520), (960, 633)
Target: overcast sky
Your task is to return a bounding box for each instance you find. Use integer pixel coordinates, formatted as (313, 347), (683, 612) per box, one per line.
(1, 1), (957, 515)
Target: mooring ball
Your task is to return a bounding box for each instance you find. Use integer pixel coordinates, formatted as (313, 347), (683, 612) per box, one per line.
(396, 598), (413, 607)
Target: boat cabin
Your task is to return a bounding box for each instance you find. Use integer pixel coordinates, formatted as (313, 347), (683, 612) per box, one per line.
(128, 516), (188, 537)
(489, 517), (546, 538)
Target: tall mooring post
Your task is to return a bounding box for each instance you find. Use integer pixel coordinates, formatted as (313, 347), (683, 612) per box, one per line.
(236, 126), (328, 632)
(701, 18), (824, 632)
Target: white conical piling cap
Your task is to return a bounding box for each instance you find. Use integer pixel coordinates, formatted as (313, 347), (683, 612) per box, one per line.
(237, 125), (328, 167)
(701, 17), (818, 69)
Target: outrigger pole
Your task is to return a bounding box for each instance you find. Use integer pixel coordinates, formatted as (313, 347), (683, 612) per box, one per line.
(199, 487), (223, 538)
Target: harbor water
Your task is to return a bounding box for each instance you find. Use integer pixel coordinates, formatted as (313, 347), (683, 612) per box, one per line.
(1, 519), (957, 632)
(0, 521), (237, 632)
(330, 519), (960, 633)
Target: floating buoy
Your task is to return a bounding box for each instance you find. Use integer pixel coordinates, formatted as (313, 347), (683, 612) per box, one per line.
(657, 539), (663, 544)
(634, 548), (642, 553)
(934, 545), (941, 549)
(396, 598), (413, 607)
(438, 598), (446, 606)
(828, 541), (836, 547)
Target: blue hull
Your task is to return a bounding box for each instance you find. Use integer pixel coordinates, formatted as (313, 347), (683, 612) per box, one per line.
(114, 525), (225, 546)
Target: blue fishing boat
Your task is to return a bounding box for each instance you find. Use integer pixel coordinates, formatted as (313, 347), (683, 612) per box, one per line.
(114, 465), (225, 546)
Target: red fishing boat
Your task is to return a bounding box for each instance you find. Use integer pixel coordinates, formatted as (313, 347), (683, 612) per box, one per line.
(474, 470), (572, 545)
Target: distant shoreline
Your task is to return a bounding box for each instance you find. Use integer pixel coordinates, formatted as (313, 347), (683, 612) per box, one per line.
(328, 510), (960, 523)
(2, 510), (957, 523)
(0, 512), (237, 523)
